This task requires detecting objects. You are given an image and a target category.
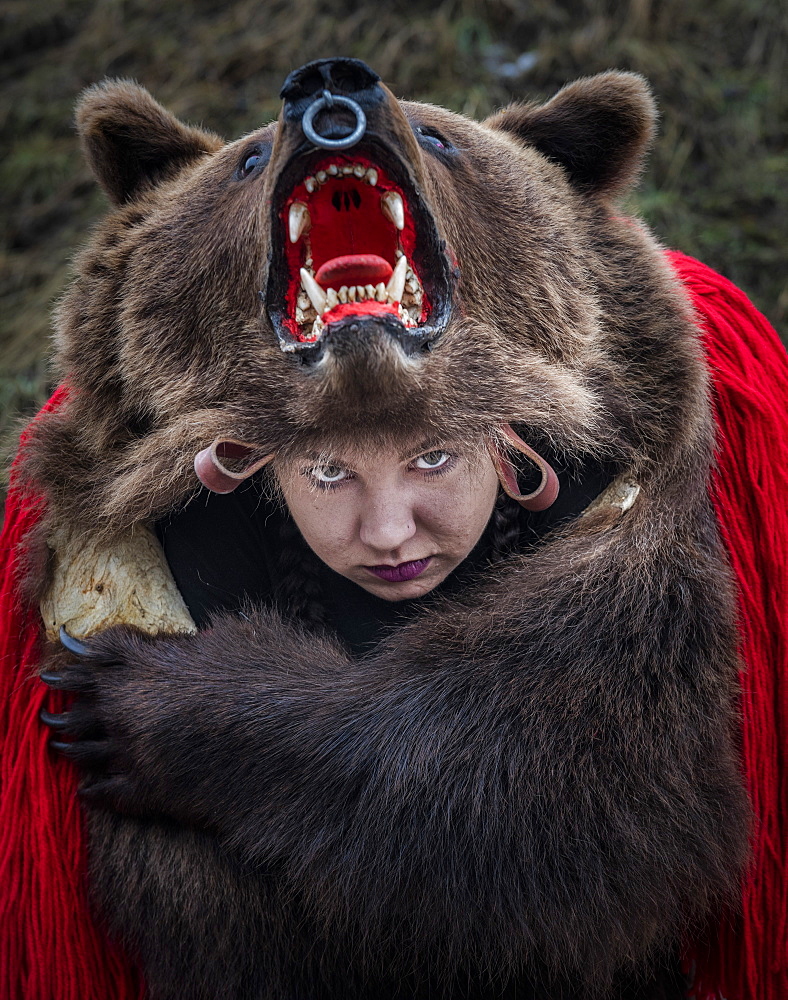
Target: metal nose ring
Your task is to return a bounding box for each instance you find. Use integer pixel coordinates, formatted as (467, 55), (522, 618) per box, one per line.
(302, 89), (367, 150)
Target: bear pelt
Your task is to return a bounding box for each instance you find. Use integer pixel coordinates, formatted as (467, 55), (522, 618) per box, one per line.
(23, 60), (750, 999)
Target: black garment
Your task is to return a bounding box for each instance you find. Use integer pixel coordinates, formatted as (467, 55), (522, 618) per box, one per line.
(156, 478), (484, 656)
(155, 448), (615, 657)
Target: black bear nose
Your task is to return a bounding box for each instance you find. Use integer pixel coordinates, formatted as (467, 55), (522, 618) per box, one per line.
(280, 58), (384, 148)
(281, 58), (380, 105)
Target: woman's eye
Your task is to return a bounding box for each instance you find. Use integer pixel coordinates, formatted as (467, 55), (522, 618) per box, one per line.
(310, 464), (350, 484)
(414, 450), (451, 470)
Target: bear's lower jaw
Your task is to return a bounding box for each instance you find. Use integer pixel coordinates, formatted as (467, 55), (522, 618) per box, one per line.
(295, 310), (435, 368)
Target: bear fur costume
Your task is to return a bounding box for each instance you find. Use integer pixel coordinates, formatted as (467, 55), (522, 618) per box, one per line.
(3, 58), (777, 998)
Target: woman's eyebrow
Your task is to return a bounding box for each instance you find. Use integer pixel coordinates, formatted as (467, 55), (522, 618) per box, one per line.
(297, 452), (342, 464)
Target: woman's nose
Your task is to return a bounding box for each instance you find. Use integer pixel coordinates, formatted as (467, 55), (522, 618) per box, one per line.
(358, 490), (417, 553)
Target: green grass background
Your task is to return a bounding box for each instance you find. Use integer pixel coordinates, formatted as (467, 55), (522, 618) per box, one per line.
(1, 0), (786, 484)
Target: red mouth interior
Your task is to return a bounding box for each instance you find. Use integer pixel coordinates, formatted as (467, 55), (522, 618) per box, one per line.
(281, 156), (426, 342)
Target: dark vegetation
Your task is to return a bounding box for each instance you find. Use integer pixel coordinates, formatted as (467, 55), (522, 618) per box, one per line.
(1, 0), (786, 484)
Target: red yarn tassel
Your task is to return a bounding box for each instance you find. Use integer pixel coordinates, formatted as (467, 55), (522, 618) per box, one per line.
(0, 387), (143, 999)
(669, 251), (788, 1000)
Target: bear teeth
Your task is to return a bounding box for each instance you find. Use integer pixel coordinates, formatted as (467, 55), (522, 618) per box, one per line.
(289, 166), (404, 247)
(386, 254), (408, 303)
(298, 253), (423, 325)
(288, 202), (310, 244)
(299, 268), (327, 314)
(303, 164), (379, 191)
(381, 192), (405, 231)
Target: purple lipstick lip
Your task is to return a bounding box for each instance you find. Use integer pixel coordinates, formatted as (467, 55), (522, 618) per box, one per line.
(366, 557), (432, 583)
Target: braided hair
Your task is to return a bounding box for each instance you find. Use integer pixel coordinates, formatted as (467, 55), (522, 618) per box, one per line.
(486, 491), (525, 563)
(273, 512), (329, 629)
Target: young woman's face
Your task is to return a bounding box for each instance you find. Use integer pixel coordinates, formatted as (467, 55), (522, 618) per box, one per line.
(275, 438), (500, 601)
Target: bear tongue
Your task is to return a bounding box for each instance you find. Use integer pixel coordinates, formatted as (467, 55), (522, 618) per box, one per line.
(315, 254), (393, 291)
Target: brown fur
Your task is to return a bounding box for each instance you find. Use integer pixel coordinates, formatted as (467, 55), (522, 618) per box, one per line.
(27, 65), (749, 999)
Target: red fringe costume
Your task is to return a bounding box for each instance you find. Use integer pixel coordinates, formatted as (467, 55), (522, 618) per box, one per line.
(0, 253), (785, 999)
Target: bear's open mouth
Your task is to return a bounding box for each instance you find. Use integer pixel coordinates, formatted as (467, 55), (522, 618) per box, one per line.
(266, 148), (455, 356)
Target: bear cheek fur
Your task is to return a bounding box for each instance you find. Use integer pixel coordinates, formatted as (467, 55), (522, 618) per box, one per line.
(59, 132), (276, 424)
(410, 102), (604, 365)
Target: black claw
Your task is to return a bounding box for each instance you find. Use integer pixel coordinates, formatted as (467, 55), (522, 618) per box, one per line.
(40, 671), (65, 688)
(79, 777), (119, 800)
(59, 626), (91, 657)
(40, 708), (73, 729)
(49, 740), (72, 753)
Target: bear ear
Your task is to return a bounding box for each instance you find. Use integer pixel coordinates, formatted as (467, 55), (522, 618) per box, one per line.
(76, 80), (223, 205)
(486, 72), (656, 197)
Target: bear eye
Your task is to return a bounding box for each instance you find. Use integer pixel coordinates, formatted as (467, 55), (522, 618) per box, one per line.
(237, 145), (270, 179)
(415, 126), (453, 153)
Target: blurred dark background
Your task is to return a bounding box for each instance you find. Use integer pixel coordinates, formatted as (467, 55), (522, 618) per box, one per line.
(1, 0), (786, 469)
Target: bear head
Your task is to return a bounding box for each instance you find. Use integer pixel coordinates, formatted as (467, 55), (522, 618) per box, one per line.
(27, 58), (707, 537)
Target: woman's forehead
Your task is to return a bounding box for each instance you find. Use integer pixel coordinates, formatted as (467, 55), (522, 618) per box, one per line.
(278, 430), (488, 466)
